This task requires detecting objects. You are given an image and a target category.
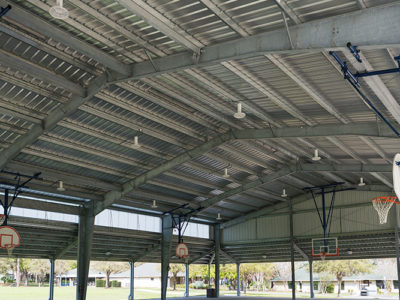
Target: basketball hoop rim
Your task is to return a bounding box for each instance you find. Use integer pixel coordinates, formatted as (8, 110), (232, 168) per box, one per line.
(311, 248), (339, 257)
(372, 196), (399, 204)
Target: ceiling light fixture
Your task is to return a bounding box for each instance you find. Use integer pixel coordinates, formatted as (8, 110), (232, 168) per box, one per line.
(56, 180), (65, 192)
(358, 177), (366, 186)
(312, 149), (321, 161)
(233, 102), (246, 119)
(105, 251), (112, 256)
(49, 0), (69, 20)
(222, 168), (230, 178)
(347, 249), (353, 255)
(216, 213), (222, 220)
(151, 200), (158, 209)
(281, 188), (287, 198)
(131, 135), (141, 149)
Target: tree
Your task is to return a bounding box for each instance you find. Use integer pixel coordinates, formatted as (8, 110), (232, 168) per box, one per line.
(313, 260), (374, 296)
(0, 258), (18, 284)
(318, 272), (335, 294)
(90, 261), (129, 288)
(274, 262), (291, 291)
(29, 259), (49, 287)
(169, 264), (185, 290)
(189, 264), (210, 283)
(19, 259), (32, 287)
(220, 264), (237, 290)
(239, 263), (272, 293)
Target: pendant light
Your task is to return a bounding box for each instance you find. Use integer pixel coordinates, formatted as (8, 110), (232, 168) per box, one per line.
(49, 0), (69, 19)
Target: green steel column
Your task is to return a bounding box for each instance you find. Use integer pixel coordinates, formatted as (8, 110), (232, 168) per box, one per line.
(76, 204), (95, 300)
(236, 263), (241, 296)
(185, 263), (189, 297)
(208, 262), (211, 288)
(289, 200), (296, 300)
(161, 214), (173, 300)
(49, 258), (55, 300)
(309, 260), (314, 298)
(128, 261), (134, 300)
(215, 224), (220, 297)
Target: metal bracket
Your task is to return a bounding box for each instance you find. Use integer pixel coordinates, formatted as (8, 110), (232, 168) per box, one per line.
(329, 47), (400, 137)
(0, 170), (42, 225)
(164, 203), (201, 243)
(0, 5), (11, 19)
(347, 42), (362, 63)
(304, 182), (344, 238)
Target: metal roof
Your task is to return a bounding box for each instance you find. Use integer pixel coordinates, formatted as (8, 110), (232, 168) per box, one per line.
(0, 0), (399, 262)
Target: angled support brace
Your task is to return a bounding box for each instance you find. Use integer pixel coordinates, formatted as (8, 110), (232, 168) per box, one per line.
(220, 249), (238, 263)
(132, 244), (161, 262)
(55, 237), (78, 259)
(188, 247), (215, 265)
(293, 242), (309, 261)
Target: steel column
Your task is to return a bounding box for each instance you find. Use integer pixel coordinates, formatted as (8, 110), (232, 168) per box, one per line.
(3, 189), (8, 225)
(309, 260), (314, 298)
(215, 224), (220, 297)
(185, 263), (189, 297)
(394, 204), (400, 300)
(236, 263), (241, 296)
(49, 258), (55, 300)
(208, 262), (211, 288)
(161, 214), (173, 300)
(290, 200), (296, 300)
(76, 204), (95, 300)
(128, 261), (134, 300)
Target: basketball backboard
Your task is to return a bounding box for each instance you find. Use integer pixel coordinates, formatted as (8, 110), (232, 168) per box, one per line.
(311, 237), (338, 258)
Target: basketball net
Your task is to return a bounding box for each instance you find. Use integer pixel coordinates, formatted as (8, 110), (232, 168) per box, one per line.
(321, 253), (326, 261)
(372, 197), (396, 224)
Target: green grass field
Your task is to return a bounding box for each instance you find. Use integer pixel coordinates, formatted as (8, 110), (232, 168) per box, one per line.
(0, 286), (207, 300)
(2, 286), (390, 299)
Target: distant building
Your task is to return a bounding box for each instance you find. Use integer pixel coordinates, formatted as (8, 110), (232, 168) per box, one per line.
(57, 263), (185, 288)
(272, 263), (399, 294)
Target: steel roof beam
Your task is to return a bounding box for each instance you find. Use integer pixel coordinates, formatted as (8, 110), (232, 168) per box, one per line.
(115, 3), (400, 82)
(200, 0), (250, 37)
(183, 69), (281, 127)
(221, 184), (393, 229)
(67, 0), (166, 58)
(221, 60), (315, 126)
(0, 0), (130, 75)
(196, 163), (391, 214)
(94, 122), (396, 215)
(0, 74), (108, 170)
(274, 0), (302, 25)
(327, 136), (393, 188)
(0, 49), (85, 97)
(265, 54), (350, 124)
(94, 131), (235, 214)
(115, 0), (203, 53)
(234, 122), (397, 140)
